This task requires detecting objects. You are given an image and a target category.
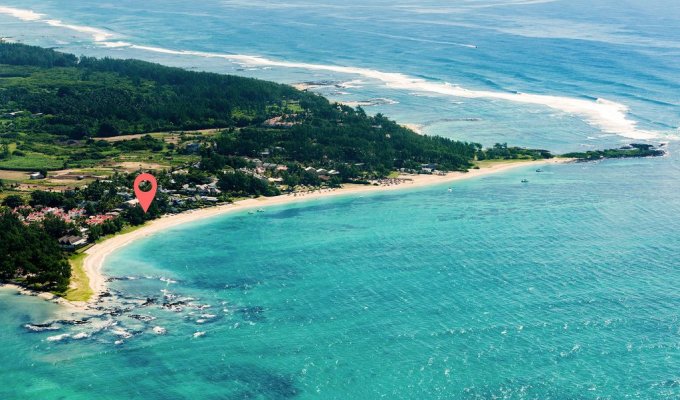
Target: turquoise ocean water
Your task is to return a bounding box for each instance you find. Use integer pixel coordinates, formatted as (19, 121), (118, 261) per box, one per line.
(1, 1), (680, 398)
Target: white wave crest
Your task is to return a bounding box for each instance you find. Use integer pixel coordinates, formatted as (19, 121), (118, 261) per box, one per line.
(117, 45), (659, 139)
(0, 6), (43, 21)
(45, 19), (113, 42)
(100, 41), (132, 48)
(0, 5), (666, 141)
(72, 332), (90, 340)
(46, 333), (70, 342)
(0, 5), (114, 42)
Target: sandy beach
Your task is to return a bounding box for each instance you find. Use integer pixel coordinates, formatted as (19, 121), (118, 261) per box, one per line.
(80, 158), (569, 304)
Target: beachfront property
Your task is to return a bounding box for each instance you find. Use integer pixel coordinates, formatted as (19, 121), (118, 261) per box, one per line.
(57, 235), (87, 250)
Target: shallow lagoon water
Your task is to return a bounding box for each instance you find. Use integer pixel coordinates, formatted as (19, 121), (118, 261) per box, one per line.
(1, 0), (680, 398)
(2, 156), (680, 399)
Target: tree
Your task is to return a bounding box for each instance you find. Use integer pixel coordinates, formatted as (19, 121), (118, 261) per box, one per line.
(88, 224), (103, 241)
(0, 143), (10, 160)
(125, 205), (146, 226)
(30, 191), (65, 207)
(101, 218), (123, 235)
(42, 214), (75, 239)
(0, 211), (71, 292)
(2, 195), (24, 208)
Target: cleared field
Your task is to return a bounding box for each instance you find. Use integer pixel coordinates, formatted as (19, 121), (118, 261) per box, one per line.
(0, 152), (64, 171)
(98, 128), (223, 143)
(0, 170), (30, 180)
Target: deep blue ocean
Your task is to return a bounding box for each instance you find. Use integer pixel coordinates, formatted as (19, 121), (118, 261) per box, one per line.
(1, 1), (679, 398)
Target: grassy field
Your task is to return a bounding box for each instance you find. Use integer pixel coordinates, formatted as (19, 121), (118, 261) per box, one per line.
(0, 152), (64, 170)
(99, 128), (223, 143)
(63, 252), (92, 302)
(473, 158), (535, 168)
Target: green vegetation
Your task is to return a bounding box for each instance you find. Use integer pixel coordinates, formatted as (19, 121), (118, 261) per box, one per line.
(0, 210), (70, 292)
(0, 151), (64, 170)
(477, 143), (552, 161)
(64, 252), (92, 302)
(0, 42), (556, 176)
(562, 144), (665, 161)
(0, 42), (560, 296)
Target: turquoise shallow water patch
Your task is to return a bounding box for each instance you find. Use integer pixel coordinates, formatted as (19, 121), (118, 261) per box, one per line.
(2, 157), (679, 399)
(1, 0), (680, 397)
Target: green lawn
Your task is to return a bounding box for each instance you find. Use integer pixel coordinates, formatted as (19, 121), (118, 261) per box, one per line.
(63, 252), (93, 302)
(0, 152), (64, 170)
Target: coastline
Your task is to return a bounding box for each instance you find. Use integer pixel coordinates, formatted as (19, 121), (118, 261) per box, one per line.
(81, 158), (569, 304)
(0, 283), (92, 311)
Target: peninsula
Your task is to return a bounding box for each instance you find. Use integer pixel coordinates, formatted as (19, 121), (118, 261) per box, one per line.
(0, 42), (660, 305)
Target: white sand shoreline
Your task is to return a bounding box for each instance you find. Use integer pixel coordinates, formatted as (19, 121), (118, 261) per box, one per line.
(4, 158), (570, 309)
(83, 158), (569, 303)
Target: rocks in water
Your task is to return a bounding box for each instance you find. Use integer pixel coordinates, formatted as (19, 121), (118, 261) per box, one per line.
(54, 318), (89, 326)
(111, 328), (133, 339)
(129, 314), (156, 322)
(162, 302), (185, 312)
(140, 297), (156, 307)
(24, 323), (60, 332)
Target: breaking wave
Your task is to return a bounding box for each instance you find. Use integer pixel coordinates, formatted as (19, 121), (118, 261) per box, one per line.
(0, 4), (672, 141)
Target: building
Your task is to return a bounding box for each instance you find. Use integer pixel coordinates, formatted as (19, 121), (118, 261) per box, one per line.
(123, 199), (140, 208)
(87, 215), (115, 225)
(29, 172), (45, 180)
(58, 235), (87, 250)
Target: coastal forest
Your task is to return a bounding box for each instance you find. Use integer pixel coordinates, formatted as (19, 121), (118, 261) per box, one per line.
(0, 42), (493, 173)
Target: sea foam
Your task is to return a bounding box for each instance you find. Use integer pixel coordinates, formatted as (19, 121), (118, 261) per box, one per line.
(44, 19), (114, 42)
(121, 45), (662, 140)
(0, 6), (43, 21)
(0, 5), (668, 141)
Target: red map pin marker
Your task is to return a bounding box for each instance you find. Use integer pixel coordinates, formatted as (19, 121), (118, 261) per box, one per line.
(133, 173), (157, 213)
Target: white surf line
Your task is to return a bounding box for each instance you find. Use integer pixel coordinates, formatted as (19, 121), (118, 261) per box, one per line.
(0, 4), (668, 141)
(0, 5), (43, 21)
(44, 19), (114, 42)
(127, 45), (660, 140)
(0, 5), (113, 42)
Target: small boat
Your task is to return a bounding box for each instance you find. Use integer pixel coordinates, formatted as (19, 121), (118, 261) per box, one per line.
(447, 188), (452, 192)
(257, 209), (265, 213)
(521, 179), (529, 183)
(248, 211), (255, 215)
(535, 169), (543, 173)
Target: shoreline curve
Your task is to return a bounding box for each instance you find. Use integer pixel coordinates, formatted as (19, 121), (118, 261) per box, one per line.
(68, 159), (569, 309)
